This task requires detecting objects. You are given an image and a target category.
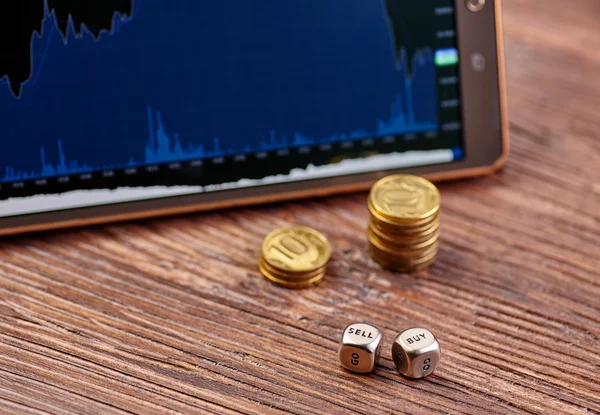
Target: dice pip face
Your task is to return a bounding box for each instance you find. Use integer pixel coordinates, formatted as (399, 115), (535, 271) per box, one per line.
(339, 323), (383, 374)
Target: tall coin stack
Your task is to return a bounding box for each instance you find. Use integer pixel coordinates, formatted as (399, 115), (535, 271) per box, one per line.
(259, 227), (331, 288)
(367, 175), (441, 272)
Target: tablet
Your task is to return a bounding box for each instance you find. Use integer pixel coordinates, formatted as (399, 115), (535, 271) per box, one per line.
(0, 0), (508, 236)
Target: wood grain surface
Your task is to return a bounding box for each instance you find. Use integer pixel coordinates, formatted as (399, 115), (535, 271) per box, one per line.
(1, 1), (599, 414)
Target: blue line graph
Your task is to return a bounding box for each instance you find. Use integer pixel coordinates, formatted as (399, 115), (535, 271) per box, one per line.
(0, 1), (445, 185)
(1, 47), (437, 182)
(0, 0), (142, 93)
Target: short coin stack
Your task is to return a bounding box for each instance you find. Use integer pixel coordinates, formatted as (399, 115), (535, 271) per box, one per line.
(259, 226), (331, 288)
(367, 174), (441, 272)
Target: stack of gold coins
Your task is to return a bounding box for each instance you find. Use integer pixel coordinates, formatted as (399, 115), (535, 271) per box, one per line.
(367, 174), (441, 272)
(258, 227), (331, 288)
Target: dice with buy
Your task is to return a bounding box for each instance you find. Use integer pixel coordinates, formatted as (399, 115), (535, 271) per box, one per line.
(392, 327), (441, 379)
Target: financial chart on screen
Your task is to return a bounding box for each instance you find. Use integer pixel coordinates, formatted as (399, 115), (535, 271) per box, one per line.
(0, 0), (462, 215)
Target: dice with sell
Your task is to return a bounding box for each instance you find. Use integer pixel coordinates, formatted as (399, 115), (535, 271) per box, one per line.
(392, 327), (441, 379)
(338, 322), (383, 373)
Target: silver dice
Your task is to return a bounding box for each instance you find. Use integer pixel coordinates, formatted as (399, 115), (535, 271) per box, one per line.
(392, 327), (441, 379)
(338, 322), (383, 373)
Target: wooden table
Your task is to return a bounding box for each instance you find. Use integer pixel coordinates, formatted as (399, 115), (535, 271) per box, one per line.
(1, 1), (599, 414)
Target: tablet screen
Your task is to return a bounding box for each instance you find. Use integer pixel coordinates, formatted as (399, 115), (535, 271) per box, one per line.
(0, 1), (462, 217)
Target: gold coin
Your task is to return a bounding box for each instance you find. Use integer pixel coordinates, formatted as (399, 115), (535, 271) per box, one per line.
(259, 256), (326, 279)
(369, 175), (440, 222)
(368, 245), (438, 269)
(369, 203), (439, 230)
(368, 229), (439, 257)
(261, 227), (331, 273)
(369, 217), (440, 241)
(259, 262), (326, 288)
(369, 201), (440, 229)
(258, 257), (325, 281)
(410, 255), (438, 272)
(370, 243), (439, 264)
(368, 224), (440, 250)
(369, 241), (439, 268)
(369, 244), (438, 272)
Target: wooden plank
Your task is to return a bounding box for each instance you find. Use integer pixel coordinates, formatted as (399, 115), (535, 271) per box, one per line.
(0, 0), (599, 413)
